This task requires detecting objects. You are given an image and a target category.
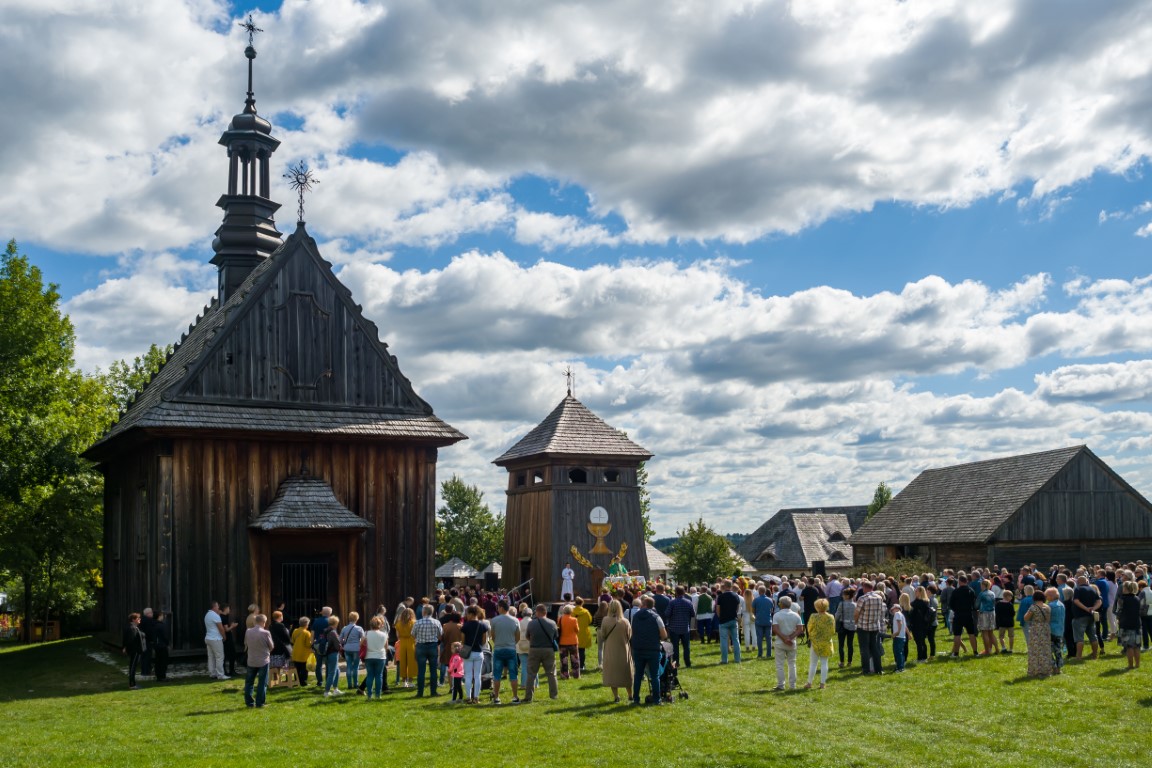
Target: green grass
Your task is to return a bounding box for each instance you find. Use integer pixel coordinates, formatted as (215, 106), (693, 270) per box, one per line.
(1, 632), (1149, 768)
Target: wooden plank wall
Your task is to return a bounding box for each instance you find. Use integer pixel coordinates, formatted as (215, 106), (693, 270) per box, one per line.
(501, 461), (648, 603)
(996, 452), (1152, 541)
(105, 435), (437, 651)
(181, 246), (420, 411)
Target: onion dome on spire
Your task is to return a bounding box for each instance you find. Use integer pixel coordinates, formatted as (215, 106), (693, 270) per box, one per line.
(211, 13), (283, 301)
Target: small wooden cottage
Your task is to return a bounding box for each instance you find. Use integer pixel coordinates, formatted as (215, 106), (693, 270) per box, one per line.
(84, 42), (464, 650)
(494, 392), (651, 602)
(850, 445), (1152, 571)
(738, 507), (868, 574)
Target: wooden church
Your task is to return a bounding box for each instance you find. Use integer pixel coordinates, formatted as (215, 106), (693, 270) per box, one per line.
(494, 389), (651, 602)
(84, 39), (465, 651)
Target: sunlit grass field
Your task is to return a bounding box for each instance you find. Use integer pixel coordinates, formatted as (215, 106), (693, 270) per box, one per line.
(1, 632), (1148, 768)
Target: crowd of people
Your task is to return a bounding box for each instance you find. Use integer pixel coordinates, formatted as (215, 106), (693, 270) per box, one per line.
(120, 559), (1152, 706)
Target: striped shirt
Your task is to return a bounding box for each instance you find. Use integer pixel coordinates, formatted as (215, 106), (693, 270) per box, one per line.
(412, 616), (443, 644)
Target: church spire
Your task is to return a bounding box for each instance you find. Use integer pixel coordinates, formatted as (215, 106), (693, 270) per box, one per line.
(210, 13), (283, 302)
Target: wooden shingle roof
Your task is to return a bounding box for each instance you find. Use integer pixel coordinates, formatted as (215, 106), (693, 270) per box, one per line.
(645, 542), (674, 573)
(85, 224), (465, 460)
(738, 507), (867, 571)
(249, 473), (372, 531)
(435, 557), (478, 579)
(850, 446), (1087, 546)
(493, 394), (652, 465)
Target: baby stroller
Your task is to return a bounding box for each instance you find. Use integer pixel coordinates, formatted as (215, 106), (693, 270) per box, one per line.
(647, 641), (688, 703)
(480, 648), (494, 695)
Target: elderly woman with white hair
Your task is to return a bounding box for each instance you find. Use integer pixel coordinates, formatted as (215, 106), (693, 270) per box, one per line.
(771, 595), (804, 691)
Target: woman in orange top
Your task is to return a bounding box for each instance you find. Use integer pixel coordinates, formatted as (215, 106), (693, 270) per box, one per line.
(558, 605), (581, 679)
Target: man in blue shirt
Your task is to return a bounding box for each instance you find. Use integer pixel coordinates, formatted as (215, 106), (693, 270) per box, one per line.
(752, 586), (775, 659)
(664, 586), (696, 667)
(630, 596), (668, 705)
(652, 583), (672, 617)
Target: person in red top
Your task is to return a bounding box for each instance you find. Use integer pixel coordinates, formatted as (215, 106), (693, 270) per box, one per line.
(558, 605), (581, 679)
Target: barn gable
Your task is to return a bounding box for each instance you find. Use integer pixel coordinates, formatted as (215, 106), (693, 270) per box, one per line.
(993, 448), (1152, 542)
(850, 446), (1086, 546)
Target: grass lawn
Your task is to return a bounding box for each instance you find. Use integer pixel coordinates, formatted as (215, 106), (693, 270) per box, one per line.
(1, 632), (1148, 768)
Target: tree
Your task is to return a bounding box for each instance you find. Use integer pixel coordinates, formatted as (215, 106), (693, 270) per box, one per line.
(637, 461), (655, 541)
(670, 517), (741, 586)
(104, 343), (171, 412)
(0, 240), (117, 641)
(435, 475), (505, 570)
(866, 481), (893, 519)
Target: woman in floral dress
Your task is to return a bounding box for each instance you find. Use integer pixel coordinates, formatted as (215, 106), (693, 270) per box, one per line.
(1023, 590), (1053, 677)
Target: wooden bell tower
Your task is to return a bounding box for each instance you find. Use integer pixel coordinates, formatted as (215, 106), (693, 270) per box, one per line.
(494, 391), (652, 603)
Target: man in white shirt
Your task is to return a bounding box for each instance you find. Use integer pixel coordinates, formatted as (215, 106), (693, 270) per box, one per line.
(771, 596), (804, 690)
(204, 601), (227, 679)
(561, 563), (575, 601)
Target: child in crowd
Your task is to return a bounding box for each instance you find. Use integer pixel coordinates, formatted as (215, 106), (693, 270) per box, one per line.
(890, 601), (908, 672)
(449, 642), (465, 702)
(995, 590), (1015, 653)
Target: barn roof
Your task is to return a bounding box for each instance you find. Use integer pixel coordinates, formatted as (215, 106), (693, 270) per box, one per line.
(645, 542), (674, 573)
(481, 561), (502, 575)
(249, 472), (372, 531)
(435, 557), (478, 579)
(85, 225), (465, 460)
(493, 394), (652, 465)
(850, 445), (1087, 546)
(738, 507), (867, 571)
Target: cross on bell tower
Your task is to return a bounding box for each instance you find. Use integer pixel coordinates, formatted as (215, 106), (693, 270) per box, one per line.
(210, 13), (283, 301)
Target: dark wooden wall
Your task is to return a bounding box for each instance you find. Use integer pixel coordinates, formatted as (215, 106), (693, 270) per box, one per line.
(994, 452), (1152, 542)
(180, 245), (422, 411)
(103, 435), (437, 651)
(502, 460), (649, 602)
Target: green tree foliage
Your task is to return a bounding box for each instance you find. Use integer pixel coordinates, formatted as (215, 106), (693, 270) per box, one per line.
(637, 461), (655, 541)
(866, 481), (893, 519)
(104, 343), (170, 412)
(0, 240), (118, 640)
(670, 517), (741, 586)
(435, 475), (505, 570)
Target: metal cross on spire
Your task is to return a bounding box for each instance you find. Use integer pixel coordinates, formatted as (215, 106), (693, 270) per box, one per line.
(239, 13), (263, 47)
(565, 365), (574, 396)
(284, 163), (319, 224)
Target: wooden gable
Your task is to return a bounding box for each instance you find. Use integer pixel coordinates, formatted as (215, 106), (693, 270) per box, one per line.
(992, 448), (1152, 542)
(173, 225), (429, 414)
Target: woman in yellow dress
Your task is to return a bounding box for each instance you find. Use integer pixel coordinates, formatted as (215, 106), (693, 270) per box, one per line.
(572, 597), (595, 671)
(805, 599), (836, 690)
(395, 607), (417, 688)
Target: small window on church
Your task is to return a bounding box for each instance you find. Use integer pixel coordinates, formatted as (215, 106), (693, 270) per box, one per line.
(568, 468), (588, 484)
(516, 473), (526, 487)
(532, 470), (545, 485)
(828, 531), (846, 543)
(828, 551), (847, 561)
(604, 470), (620, 483)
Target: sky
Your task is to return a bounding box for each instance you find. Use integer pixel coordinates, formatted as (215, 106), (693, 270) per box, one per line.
(4, 0), (1152, 537)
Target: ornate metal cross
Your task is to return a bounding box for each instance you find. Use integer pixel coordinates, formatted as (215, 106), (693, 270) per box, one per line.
(283, 163), (319, 224)
(565, 365), (574, 396)
(239, 14), (263, 47)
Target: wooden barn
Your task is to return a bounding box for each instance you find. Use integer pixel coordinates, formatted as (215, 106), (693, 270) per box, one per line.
(737, 507), (868, 574)
(494, 392), (651, 603)
(850, 446), (1152, 571)
(83, 42), (464, 651)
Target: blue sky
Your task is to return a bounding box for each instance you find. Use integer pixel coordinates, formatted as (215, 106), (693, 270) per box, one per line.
(5, 0), (1152, 536)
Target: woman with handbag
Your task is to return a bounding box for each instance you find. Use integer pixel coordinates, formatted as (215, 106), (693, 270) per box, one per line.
(459, 605), (489, 704)
(597, 599), (633, 703)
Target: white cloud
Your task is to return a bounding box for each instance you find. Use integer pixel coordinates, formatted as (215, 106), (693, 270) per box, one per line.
(1035, 360), (1152, 402)
(7, 1), (1152, 253)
